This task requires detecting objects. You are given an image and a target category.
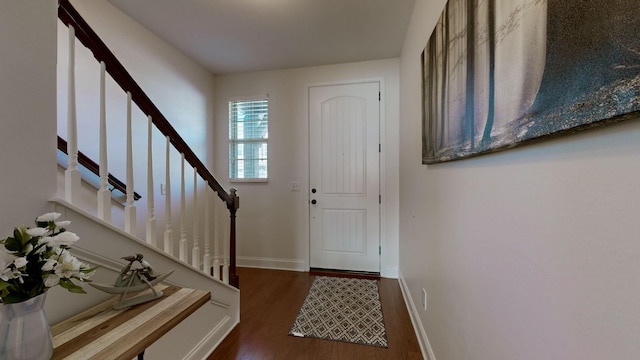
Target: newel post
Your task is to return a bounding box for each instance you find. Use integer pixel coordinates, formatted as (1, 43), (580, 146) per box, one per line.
(228, 188), (239, 288)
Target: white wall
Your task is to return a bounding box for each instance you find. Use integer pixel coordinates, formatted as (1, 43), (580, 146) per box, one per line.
(214, 59), (400, 277)
(0, 1), (58, 232)
(58, 0), (218, 257)
(399, 1), (640, 359)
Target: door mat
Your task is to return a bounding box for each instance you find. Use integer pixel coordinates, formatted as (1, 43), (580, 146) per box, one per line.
(288, 276), (388, 348)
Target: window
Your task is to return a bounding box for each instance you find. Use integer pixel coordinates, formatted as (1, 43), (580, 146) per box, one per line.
(229, 98), (268, 180)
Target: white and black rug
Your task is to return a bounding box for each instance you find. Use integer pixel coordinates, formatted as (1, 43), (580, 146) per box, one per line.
(288, 276), (388, 348)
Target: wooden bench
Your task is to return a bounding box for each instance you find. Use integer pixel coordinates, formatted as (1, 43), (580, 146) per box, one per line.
(51, 285), (211, 360)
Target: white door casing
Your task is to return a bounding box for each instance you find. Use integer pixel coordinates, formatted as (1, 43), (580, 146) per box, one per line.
(309, 82), (380, 273)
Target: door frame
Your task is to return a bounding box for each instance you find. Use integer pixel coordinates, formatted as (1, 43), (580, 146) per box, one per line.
(306, 79), (386, 273)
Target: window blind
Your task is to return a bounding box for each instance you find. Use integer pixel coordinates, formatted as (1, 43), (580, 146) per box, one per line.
(229, 98), (268, 179)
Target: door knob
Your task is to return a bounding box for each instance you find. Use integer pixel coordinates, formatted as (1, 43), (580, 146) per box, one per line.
(311, 199), (317, 205)
(311, 188), (317, 194)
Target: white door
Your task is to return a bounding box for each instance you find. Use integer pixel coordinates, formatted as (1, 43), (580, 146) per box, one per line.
(309, 82), (380, 273)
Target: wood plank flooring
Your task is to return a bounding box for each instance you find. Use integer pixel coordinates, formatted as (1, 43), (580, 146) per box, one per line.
(209, 267), (422, 360)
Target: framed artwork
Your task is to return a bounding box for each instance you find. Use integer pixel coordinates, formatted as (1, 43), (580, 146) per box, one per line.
(422, 0), (640, 164)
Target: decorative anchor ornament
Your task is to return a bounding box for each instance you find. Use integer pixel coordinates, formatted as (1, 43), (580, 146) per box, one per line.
(90, 254), (174, 309)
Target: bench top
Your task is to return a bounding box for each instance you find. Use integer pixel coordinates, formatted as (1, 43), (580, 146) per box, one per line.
(51, 285), (210, 360)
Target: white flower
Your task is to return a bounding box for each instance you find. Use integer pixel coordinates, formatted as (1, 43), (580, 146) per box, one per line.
(1, 214), (94, 303)
(54, 220), (71, 228)
(0, 249), (17, 278)
(36, 212), (61, 222)
(44, 274), (60, 287)
(26, 227), (49, 237)
(54, 252), (82, 279)
(13, 257), (27, 269)
(43, 231), (79, 247)
(13, 271), (25, 284)
(41, 258), (58, 272)
(0, 267), (14, 282)
(33, 245), (46, 255)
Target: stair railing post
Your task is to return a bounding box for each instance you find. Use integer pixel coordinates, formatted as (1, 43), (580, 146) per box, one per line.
(179, 153), (187, 262)
(124, 92), (136, 236)
(164, 136), (173, 255)
(192, 167), (200, 270)
(213, 197), (221, 279)
(97, 61), (112, 222)
(65, 25), (81, 205)
(203, 185), (211, 276)
(146, 116), (157, 246)
(228, 188), (239, 288)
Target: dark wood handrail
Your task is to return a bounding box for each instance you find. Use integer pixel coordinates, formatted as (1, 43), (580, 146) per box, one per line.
(58, 0), (239, 288)
(57, 136), (142, 201)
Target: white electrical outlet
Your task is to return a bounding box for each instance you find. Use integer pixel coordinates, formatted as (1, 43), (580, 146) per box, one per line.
(289, 181), (301, 191)
(422, 288), (427, 311)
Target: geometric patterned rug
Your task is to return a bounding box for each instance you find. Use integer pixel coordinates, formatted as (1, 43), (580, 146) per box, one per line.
(288, 276), (388, 348)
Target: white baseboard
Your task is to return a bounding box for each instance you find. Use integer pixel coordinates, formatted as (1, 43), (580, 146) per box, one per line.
(237, 256), (307, 272)
(237, 257), (398, 278)
(398, 269), (436, 360)
(183, 315), (234, 360)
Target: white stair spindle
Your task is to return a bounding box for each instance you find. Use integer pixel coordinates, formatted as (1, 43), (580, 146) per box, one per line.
(222, 260), (229, 284)
(97, 61), (111, 222)
(164, 136), (173, 255)
(124, 92), (136, 235)
(203, 185), (211, 276)
(213, 197), (220, 280)
(192, 167), (200, 270)
(179, 154), (187, 262)
(146, 116), (156, 246)
(65, 25), (81, 204)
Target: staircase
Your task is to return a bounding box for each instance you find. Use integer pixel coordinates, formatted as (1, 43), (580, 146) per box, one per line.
(48, 1), (240, 358)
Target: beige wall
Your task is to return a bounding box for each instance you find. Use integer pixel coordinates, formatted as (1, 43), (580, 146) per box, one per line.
(0, 1), (58, 231)
(399, 1), (640, 359)
(214, 59), (400, 277)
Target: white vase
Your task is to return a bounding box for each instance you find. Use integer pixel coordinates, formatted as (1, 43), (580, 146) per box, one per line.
(0, 293), (53, 360)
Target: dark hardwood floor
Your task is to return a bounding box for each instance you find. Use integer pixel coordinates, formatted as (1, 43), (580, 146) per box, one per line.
(209, 267), (422, 360)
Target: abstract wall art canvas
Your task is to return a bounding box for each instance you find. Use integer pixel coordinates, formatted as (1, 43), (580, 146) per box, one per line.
(422, 0), (640, 164)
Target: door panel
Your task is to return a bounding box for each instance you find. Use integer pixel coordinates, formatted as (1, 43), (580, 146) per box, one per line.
(309, 82), (380, 273)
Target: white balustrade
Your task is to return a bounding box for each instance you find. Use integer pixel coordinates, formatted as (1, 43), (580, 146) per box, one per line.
(164, 136), (173, 255)
(146, 115), (157, 246)
(97, 61), (111, 222)
(192, 167), (200, 270)
(222, 260), (229, 284)
(179, 153), (188, 262)
(65, 25), (81, 205)
(124, 92), (136, 236)
(213, 197), (221, 280)
(61, 20), (234, 286)
(203, 185), (212, 276)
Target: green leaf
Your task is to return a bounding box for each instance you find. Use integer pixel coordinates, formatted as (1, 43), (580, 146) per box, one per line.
(4, 236), (22, 252)
(0, 281), (12, 292)
(59, 278), (86, 294)
(13, 228), (24, 242)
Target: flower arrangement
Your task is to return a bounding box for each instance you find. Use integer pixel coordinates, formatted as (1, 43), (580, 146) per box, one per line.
(0, 212), (95, 304)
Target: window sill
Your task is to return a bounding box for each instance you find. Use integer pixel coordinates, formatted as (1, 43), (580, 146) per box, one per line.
(229, 178), (268, 183)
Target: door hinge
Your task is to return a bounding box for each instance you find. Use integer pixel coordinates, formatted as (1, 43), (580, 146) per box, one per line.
(379, 195), (381, 204)
(378, 91), (381, 101)
(379, 143), (381, 153)
(379, 246), (381, 255)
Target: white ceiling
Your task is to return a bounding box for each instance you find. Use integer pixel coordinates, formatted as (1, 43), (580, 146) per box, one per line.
(108, 0), (416, 74)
